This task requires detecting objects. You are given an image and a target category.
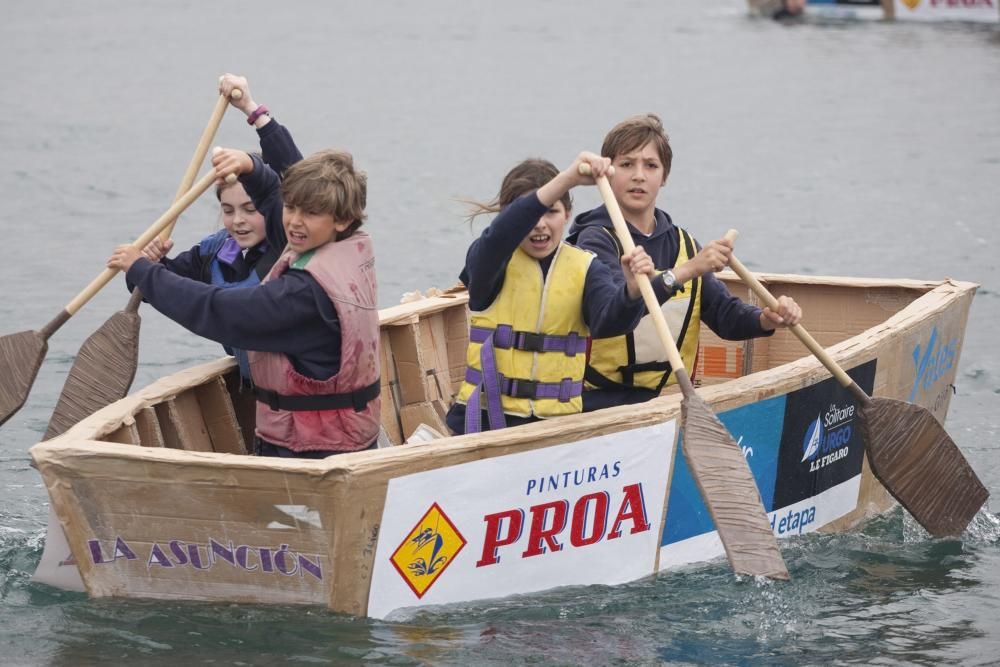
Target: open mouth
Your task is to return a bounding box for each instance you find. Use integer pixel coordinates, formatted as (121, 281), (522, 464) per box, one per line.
(528, 233), (550, 249)
(287, 230), (308, 244)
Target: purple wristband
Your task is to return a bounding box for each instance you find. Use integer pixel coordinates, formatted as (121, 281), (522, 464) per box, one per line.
(246, 104), (269, 125)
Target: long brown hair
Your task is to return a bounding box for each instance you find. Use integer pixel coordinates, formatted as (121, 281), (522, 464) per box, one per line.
(465, 158), (570, 222)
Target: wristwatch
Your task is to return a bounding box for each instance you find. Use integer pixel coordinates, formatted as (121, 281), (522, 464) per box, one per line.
(661, 269), (678, 293)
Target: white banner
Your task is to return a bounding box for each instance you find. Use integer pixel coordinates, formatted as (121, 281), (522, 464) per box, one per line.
(368, 420), (676, 619)
(893, 0), (998, 23)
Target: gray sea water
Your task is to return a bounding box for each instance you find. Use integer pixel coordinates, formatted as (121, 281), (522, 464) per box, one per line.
(1, 1), (999, 664)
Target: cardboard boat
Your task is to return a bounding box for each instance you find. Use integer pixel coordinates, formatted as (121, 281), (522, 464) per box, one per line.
(30, 272), (977, 619)
(748, 0), (999, 23)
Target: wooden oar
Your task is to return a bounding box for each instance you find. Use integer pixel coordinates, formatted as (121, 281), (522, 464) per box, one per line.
(727, 253), (989, 537)
(581, 165), (789, 580)
(43, 90), (240, 439)
(0, 170), (225, 429)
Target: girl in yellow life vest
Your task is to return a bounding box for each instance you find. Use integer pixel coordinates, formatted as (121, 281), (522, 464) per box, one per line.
(446, 153), (658, 435)
(568, 113), (803, 412)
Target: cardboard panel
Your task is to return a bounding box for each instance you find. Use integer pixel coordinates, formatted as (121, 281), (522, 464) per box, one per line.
(165, 392), (214, 453)
(105, 422), (141, 445)
(419, 314), (453, 403)
(195, 377), (248, 455)
(378, 330), (403, 446)
(388, 321), (427, 405)
(444, 305), (470, 389)
(400, 401), (448, 441)
(135, 408), (165, 448)
(55, 466), (337, 607)
(717, 279), (925, 375)
(154, 402), (182, 450)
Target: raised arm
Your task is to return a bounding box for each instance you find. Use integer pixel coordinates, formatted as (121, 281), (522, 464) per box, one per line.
(219, 73), (304, 175)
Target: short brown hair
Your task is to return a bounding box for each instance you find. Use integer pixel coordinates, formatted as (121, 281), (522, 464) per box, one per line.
(601, 113), (673, 178)
(282, 149), (367, 238)
(466, 158), (570, 221)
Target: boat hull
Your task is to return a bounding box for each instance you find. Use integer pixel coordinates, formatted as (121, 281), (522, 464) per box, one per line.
(30, 275), (979, 618)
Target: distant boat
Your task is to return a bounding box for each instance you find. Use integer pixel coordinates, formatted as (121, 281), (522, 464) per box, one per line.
(31, 272), (978, 619)
(748, 0), (999, 23)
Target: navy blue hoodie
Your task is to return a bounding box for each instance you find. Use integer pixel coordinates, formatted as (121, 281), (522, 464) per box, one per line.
(567, 205), (770, 342)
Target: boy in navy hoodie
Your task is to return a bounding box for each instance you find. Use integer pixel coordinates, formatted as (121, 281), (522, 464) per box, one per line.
(567, 114), (802, 412)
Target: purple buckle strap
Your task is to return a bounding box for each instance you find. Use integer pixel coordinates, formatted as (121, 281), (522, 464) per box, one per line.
(469, 326), (587, 356)
(464, 333), (507, 434)
(464, 368), (583, 403)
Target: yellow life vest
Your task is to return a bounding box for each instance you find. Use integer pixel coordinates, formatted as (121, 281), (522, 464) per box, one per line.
(587, 227), (701, 392)
(456, 243), (592, 425)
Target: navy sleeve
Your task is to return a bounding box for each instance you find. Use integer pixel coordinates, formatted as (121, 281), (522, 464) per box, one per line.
(159, 244), (207, 282)
(126, 258), (340, 369)
(462, 193), (549, 311)
(239, 154), (286, 250)
(581, 260), (646, 338)
(699, 272), (771, 341)
(125, 243), (206, 293)
(257, 118), (303, 177)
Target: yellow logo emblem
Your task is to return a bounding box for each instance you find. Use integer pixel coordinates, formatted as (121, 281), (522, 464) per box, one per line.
(389, 503), (466, 598)
(901, 0), (921, 10)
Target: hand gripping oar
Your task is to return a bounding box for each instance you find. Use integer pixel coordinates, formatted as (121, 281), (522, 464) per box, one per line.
(43, 90), (241, 439)
(580, 165), (789, 580)
(0, 170), (227, 429)
(727, 253), (989, 537)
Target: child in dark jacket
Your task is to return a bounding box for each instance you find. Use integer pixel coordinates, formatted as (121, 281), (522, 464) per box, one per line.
(109, 148), (380, 459)
(447, 152), (657, 435)
(135, 74), (304, 381)
(567, 113), (802, 411)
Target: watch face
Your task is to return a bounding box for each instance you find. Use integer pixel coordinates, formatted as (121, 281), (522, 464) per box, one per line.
(662, 271), (675, 288)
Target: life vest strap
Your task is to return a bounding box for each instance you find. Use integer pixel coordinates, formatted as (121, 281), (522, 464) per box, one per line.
(469, 325), (586, 357)
(254, 379), (380, 413)
(465, 368), (583, 402)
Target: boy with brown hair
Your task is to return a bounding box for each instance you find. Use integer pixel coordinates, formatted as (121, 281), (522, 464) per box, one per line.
(567, 113), (802, 411)
(108, 148), (380, 458)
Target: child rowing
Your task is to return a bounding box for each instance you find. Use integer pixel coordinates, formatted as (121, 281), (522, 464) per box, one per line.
(447, 152), (656, 435)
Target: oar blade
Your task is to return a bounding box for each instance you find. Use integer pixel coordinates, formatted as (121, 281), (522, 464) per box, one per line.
(861, 396), (988, 537)
(44, 309), (140, 440)
(681, 393), (790, 580)
(0, 330), (48, 427)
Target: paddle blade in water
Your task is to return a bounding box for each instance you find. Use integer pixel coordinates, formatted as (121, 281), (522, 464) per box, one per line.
(44, 309), (140, 440)
(681, 392), (790, 580)
(0, 330), (48, 427)
(861, 396), (988, 537)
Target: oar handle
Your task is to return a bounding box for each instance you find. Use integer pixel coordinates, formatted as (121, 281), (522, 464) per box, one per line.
(579, 164), (689, 380)
(64, 170), (221, 316)
(161, 88), (241, 241)
(727, 253), (856, 389)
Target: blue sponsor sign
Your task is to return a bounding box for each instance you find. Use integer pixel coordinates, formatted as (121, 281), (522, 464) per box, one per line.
(661, 395), (785, 546)
(661, 360), (876, 547)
